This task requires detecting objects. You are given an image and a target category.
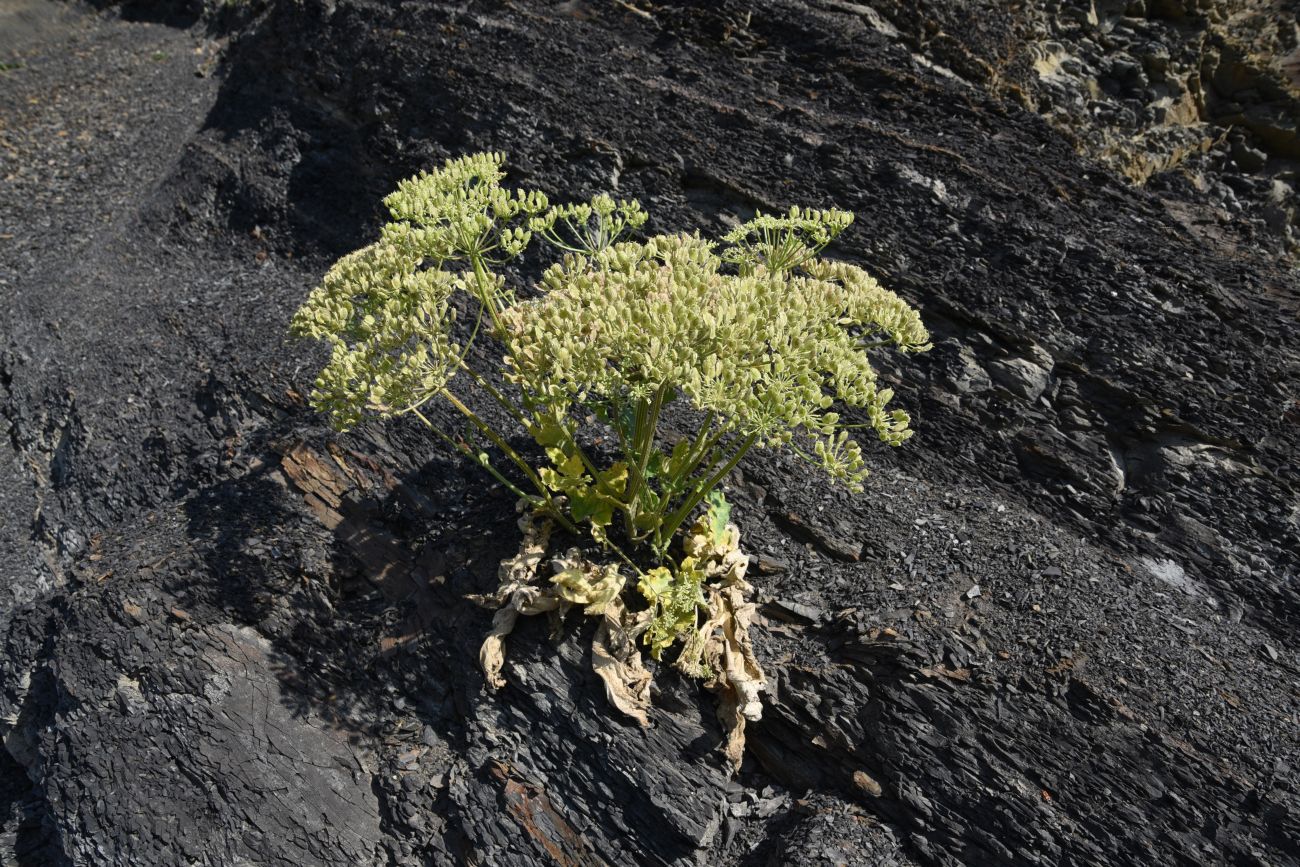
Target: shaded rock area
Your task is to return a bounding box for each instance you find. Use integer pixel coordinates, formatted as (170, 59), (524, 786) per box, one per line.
(1, 0), (1298, 865)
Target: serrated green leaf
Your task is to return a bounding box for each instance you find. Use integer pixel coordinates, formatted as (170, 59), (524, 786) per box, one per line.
(570, 488), (614, 527)
(558, 450), (585, 478)
(532, 416), (568, 448)
(598, 461), (628, 496)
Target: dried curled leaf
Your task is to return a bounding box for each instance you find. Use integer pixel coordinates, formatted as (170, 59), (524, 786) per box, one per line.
(473, 510), (653, 726)
(547, 551), (652, 725)
(479, 590), (563, 690)
(476, 499), (767, 766)
(707, 584), (766, 768)
(675, 510), (768, 768)
(550, 548), (626, 615)
(682, 501), (748, 585)
(467, 506), (554, 609)
(590, 600), (653, 726)
(472, 507), (556, 689)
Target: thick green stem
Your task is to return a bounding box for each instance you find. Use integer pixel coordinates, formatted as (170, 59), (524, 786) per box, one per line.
(470, 256), (505, 336)
(610, 399), (642, 539)
(688, 411), (717, 459)
(677, 417), (728, 487)
(624, 383), (668, 520)
(618, 396), (649, 519)
(656, 433), (757, 551)
(627, 425), (724, 546)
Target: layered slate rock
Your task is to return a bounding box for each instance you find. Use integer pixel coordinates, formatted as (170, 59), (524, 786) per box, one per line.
(2, 0), (1298, 864)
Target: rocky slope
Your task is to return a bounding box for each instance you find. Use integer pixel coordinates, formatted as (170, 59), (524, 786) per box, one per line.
(2, 1), (1297, 864)
(868, 0), (1300, 259)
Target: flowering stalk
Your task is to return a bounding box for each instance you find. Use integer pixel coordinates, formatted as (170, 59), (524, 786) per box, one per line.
(290, 152), (931, 666)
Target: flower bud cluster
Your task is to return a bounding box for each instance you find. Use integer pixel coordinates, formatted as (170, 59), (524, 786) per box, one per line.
(292, 153), (567, 430)
(530, 193), (649, 255)
(721, 205), (855, 273)
(291, 241), (460, 430)
(382, 152), (550, 263)
(503, 232), (930, 489)
(293, 151), (929, 503)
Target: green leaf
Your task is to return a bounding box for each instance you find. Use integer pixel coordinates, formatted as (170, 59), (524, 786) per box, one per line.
(532, 416), (568, 448)
(637, 558), (708, 660)
(558, 450), (585, 478)
(637, 566), (673, 602)
(706, 489), (731, 545)
(644, 450), (664, 480)
(570, 487), (614, 527)
(617, 401), (637, 440)
(597, 461), (629, 496)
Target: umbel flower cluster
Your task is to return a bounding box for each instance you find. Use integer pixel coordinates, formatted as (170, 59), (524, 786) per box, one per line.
(291, 153), (929, 761)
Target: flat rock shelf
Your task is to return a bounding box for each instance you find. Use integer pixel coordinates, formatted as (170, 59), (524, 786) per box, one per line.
(1, 1), (1297, 865)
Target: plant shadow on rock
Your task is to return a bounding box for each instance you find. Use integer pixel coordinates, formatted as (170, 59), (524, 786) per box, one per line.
(178, 446), (468, 727)
(177, 428), (738, 863)
(173, 446), (490, 859)
(154, 0), (467, 256)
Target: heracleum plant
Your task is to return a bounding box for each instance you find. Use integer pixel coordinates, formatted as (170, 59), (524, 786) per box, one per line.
(291, 153), (930, 764)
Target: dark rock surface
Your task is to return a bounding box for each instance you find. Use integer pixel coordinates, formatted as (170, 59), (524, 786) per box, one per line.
(867, 0), (1300, 259)
(2, 1), (1297, 864)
